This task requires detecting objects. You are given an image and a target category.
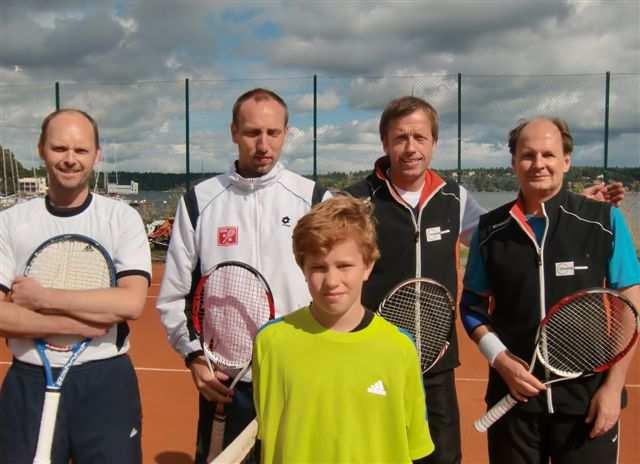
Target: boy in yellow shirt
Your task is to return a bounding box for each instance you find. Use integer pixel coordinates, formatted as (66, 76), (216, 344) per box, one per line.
(253, 196), (434, 463)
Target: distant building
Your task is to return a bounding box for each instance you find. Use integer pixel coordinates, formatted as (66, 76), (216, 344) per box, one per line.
(19, 177), (47, 195)
(107, 180), (139, 195)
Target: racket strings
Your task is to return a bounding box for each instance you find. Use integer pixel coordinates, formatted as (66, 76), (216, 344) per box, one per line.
(201, 266), (271, 373)
(28, 240), (112, 289)
(381, 281), (454, 370)
(26, 238), (114, 351)
(539, 293), (637, 376)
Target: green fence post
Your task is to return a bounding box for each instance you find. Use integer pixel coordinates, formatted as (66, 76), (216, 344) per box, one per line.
(603, 71), (610, 183)
(457, 72), (462, 185)
(185, 78), (191, 191)
(313, 74), (318, 181)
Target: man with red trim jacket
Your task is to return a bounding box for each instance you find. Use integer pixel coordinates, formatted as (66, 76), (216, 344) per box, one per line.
(346, 98), (626, 464)
(346, 96), (485, 464)
(461, 117), (640, 463)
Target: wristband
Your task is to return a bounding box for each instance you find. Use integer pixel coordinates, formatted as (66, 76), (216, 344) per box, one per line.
(184, 349), (204, 368)
(478, 332), (507, 367)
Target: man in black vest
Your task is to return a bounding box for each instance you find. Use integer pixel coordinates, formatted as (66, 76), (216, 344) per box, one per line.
(346, 99), (626, 464)
(346, 96), (487, 464)
(461, 117), (640, 463)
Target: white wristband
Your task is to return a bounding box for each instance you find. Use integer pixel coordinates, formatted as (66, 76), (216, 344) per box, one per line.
(478, 332), (507, 367)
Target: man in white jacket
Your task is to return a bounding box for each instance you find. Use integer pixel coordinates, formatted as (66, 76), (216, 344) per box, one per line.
(156, 88), (329, 463)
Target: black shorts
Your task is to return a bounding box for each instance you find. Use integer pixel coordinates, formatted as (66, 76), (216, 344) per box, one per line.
(0, 355), (142, 464)
(421, 369), (461, 464)
(488, 409), (619, 464)
(195, 381), (255, 464)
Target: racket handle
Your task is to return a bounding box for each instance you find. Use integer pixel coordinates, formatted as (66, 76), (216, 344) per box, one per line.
(207, 404), (226, 460)
(33, 391), (61, 464)
(474, 394), (519, 432)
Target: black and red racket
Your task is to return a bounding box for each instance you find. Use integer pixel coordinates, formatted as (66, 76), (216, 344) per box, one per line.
(475, 287), (639, 432)
(191, 261), (275, 459)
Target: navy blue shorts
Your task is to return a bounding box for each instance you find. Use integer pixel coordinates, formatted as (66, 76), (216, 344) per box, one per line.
(488, 408), (619, 464)
(0, 354), (142, 464)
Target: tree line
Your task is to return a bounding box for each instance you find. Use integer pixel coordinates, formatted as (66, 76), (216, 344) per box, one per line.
(1, 151), (638, 194)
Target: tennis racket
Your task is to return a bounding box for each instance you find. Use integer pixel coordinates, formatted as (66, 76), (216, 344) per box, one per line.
(377, 277), (456, 373)
(209, 418), (258, 464)
(25, 234), (116, 464)
(474, 287), (639, 432)
(191, 261), (275, 460)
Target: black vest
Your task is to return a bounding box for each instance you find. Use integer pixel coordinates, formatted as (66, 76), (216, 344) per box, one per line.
(479, 189), (619, 414)
(348, 168), (462, 375)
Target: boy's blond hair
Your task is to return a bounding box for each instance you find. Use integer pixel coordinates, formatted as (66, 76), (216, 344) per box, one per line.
(292, 195), (380, 267)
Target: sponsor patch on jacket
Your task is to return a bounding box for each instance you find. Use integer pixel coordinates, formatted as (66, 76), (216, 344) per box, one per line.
(217, 226), (238, 246)
(425, 226), (450, 242)
(555, 261), (588, 277)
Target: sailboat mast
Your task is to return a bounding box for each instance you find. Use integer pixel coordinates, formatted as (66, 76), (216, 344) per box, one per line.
(1, 148), (6, 196)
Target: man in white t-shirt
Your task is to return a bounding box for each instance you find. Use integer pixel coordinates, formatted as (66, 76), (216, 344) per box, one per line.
(0, 109), (151, 463)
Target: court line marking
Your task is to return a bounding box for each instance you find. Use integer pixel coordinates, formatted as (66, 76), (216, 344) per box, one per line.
(0, 361), (188, 373)
(0, 362), (638, 387)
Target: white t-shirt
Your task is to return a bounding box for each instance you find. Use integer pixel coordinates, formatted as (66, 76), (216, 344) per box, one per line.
(0, 193), (152, 366)
(393, 179), (485, 246)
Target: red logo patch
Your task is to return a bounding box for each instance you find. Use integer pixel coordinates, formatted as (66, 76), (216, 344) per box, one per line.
(217, 226), (238, 247)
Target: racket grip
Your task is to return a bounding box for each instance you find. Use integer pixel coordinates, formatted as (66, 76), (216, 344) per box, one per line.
(33, 391), (61, 464)
(474, 394), (518, 432)
(208, 405), (226, 460)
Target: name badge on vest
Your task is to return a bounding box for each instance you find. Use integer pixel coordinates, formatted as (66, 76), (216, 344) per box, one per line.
(555, 261), (588, 277)
(425, 226), (450, 242)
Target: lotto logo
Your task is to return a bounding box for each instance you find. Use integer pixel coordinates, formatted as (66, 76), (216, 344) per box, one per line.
(217, 227), (238, 246)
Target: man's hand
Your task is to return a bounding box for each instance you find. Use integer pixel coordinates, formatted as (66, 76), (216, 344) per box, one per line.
(582, 181), (624, 207)
(61, 316), (109, 338)
(10, 276), (49, 311)
(585, 383), (622, 438)
(493, 351), (546, 402)
(189, 357), (233, 403)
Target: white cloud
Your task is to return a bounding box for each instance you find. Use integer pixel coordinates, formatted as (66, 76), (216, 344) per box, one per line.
(0, 1), (637, 174)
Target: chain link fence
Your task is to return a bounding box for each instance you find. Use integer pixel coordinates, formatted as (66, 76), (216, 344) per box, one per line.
(0, 72), (637, 190)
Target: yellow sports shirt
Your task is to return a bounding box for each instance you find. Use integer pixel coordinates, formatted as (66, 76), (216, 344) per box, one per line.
(253, 306), (434, 463)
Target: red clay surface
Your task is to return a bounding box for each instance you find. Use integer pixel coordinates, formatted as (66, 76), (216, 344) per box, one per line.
(1, 262), (638, 463)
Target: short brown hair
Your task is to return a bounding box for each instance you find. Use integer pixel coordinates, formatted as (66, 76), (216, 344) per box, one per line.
(379, 96), (439, 142)
(39, 108), (100, 149)
(231, 88), (289, 127)
(508, 117), (574, 156)
(293, 195), (380, 268)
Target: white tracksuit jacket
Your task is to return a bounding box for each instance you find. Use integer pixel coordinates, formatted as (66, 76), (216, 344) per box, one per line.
(156, 161), (330, 360)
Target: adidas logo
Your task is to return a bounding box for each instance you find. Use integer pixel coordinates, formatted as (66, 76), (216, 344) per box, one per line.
(367, 380), (387, 396)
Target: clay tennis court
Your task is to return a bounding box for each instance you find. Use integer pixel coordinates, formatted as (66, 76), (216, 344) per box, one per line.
(1, 261), (638, 463)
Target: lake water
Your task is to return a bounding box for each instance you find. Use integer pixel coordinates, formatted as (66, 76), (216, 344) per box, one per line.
(134, 189), (638, 250)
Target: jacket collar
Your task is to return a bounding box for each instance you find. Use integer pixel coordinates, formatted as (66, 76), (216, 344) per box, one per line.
(509, 188), (569, 242)
(372, 156), (446, 210)
(227, 161), (284, 191)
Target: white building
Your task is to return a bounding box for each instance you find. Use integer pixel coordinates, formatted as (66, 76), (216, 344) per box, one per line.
(19, 177), (47, 195)
(107, 180), (139, 195)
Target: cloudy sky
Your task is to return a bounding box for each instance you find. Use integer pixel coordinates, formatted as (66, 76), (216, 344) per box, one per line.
(0, 0), (638, 176)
